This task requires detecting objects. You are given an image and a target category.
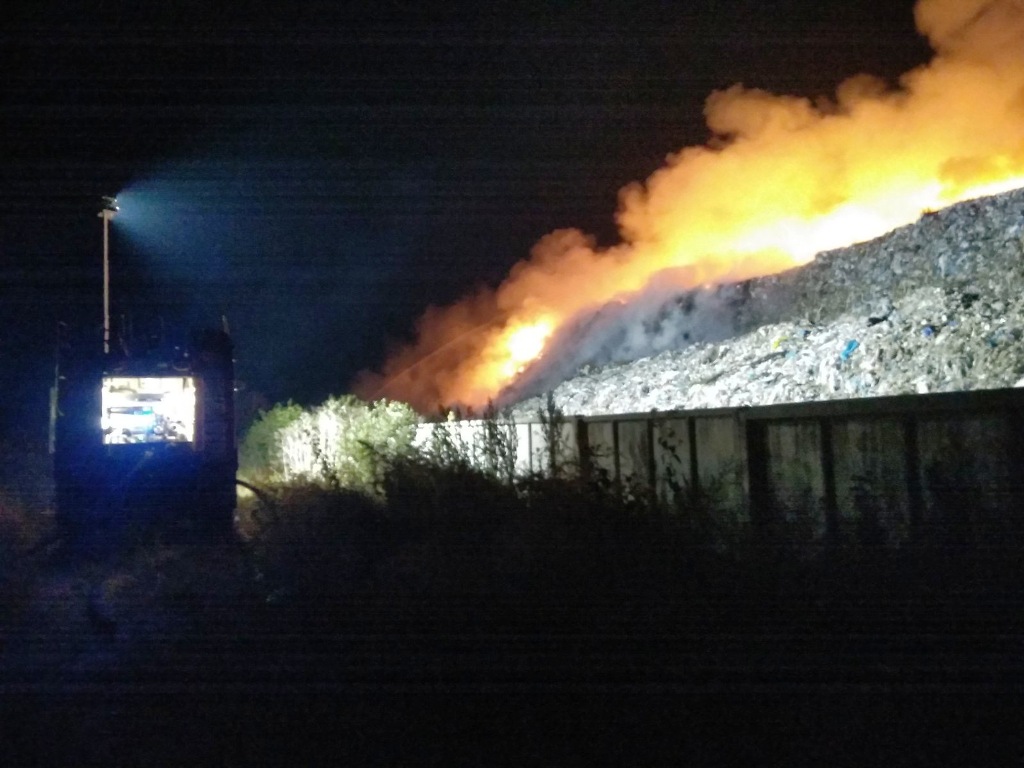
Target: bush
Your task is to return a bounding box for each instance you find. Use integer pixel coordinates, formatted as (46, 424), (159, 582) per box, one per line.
(243, 393), (963, 610)
(242, 441), (753, 608)
(0, 434), (55, 624)
(304, 396), (419, 493)
(243, 396), (419, 495)
(0, 435), (53, 513)
(244, 482), (393, 600)
(239, 401), (305, 484)
(0, 495), (52, 625)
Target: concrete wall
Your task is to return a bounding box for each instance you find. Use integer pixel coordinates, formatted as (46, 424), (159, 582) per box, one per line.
(694, 416), (747, 512)
(652, 418), (692, 502)
(831, 418), (910, 547)
(414, 417), (578, 476)
(417, 387), (1024, 546)
(761, 420), (827, 534)
(577, 420), (611, 480)
(915, 413), (1023, 544)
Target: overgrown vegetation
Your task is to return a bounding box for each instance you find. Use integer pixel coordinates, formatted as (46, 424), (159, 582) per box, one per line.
(238, 400), (304, 484)
(5, 399), (1024, 765)
(0, 435), (55, 624)
(235, 395), (733, 606)
(240, 396), (418, 494)
(232, 395), (945, 614)
(4, 390), (1020, 625)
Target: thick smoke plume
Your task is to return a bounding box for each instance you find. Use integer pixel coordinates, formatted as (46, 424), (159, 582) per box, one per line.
(356, 0), (1024, 412)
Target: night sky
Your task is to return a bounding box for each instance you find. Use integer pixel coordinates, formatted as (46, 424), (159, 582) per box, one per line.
(0, 0), (931, 436)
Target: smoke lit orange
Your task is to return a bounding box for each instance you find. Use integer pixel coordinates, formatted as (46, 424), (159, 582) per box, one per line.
(357, 0), (1024, 412)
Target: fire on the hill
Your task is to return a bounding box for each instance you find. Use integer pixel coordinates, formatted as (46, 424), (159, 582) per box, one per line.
(357, 0), (1024, 412)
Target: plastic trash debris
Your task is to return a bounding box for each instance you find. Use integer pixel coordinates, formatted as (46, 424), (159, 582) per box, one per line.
(961, 292), (980, 309)
(506, 186), (1024, 420)
(985, 328), (1010, 347)
(922, 325), (936, 338)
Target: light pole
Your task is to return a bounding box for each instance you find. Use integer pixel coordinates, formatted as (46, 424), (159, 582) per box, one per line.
(98, 196), (119, 354)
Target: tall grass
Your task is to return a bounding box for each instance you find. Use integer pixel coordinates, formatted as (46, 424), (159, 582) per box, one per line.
(238, 402), (784, 614)
(236, 394), (1024, 616)
(0, 434), (55, 624)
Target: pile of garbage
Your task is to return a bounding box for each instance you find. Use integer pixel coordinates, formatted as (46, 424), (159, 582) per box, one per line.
(510, 188), (1024, 418)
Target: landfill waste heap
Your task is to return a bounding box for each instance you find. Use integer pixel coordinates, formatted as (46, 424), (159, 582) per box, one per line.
(507, 187), (1024, 419)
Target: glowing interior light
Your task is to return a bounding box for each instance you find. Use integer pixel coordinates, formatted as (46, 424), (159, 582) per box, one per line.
(101, 376), (197, 445)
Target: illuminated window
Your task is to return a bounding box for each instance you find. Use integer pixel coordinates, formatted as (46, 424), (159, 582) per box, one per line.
(101, 376), (197, 445)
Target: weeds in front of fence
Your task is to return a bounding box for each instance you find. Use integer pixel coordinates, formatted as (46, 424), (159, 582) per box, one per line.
(7, 392), (1024, 628)
(233, 396), (1016, 614)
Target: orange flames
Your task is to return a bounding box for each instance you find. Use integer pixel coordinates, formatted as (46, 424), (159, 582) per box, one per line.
(356, 0), (1024, 412)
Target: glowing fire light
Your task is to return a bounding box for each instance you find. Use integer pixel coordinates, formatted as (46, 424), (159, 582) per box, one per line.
(357, 0), (1024, 412)
(497, 320), (554, 380)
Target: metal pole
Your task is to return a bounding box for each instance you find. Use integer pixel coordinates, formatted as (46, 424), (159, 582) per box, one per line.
(102, 210), (110, 354)
(98, 197), (117, 355)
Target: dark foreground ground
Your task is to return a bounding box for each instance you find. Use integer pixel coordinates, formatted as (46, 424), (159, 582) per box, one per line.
(4, 529), (1024, 765)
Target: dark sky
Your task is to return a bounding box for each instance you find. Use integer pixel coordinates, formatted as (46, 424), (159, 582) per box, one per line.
(0, 0), (930, 435)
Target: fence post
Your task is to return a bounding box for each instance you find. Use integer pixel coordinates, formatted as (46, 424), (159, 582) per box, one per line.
(612, 420), (621, 485)
(575, 417), (591, 479)
(820, 418), (839, 542)
(645, 418), (656, 492)
(687, 417), (699, 496)
(903, 415), (924, 538)
(744, 418), (770, 528)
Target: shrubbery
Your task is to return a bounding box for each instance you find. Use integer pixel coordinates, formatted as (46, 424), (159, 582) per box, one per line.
(0, 435), (55, 624)
(240, 396), (418, 494)
(238, 401), (305, 484)
(0, 435), (53, 514)
(236, 393), (1024, 613)
(237, 396), (752, 608)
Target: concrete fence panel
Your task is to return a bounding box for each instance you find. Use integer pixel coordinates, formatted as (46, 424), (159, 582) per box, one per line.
(527, 423), (548, 474)
(693, 415), (747, 511)
(831, 418), (910, 546)
(652, 418), (693, 503)
(617, 419), (653, 490)
(584, 421), (616, 480)
(763, 420), (827, 536)
(411, 388), (1024, 547)
(513, 423), (532, 476)
(916, 414), (1024, 543)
